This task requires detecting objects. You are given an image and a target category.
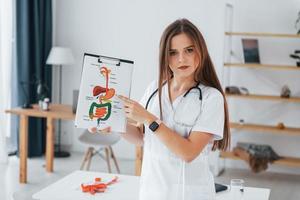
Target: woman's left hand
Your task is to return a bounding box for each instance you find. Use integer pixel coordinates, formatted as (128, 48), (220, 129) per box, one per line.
(118, 95), (155, 124)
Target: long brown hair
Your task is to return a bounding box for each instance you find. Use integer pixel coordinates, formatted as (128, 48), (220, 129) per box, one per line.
(158, 18), (230, 151)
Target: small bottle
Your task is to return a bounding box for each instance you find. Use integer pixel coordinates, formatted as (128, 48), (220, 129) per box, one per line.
(42, 98), (50, 111)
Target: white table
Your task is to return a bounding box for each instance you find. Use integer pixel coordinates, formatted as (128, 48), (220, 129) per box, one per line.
(33, 170), (270, 200)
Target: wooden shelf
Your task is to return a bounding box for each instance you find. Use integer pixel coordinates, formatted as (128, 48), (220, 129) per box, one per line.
(223, 30), (300, 168)
(226, 93), (300, 103)
(224, 63), (300, 71)
(225, 32), (300, 38)
(220, 151), (300, 167)
(230, 122), (300, 136)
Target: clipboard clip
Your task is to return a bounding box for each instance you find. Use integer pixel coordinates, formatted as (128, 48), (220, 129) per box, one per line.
(98, 56), (121, 66)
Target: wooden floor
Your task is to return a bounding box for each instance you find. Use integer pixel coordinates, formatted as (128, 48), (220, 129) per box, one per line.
(0, 151), (299, 200)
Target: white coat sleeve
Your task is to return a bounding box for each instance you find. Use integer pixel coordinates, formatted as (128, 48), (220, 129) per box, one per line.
(191, 89), (224, 140)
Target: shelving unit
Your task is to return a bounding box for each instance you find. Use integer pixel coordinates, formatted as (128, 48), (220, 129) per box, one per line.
(224, 63), (300, 71)
(230, 122), (300, 136)
(222, 31), (300, 169)
(220, 151), (300, 167)
(225, 32), (300, 38)
(225, 93), (300, 103)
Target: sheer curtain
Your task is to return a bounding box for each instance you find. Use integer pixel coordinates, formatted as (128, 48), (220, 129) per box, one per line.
(0, 0), (13, 163)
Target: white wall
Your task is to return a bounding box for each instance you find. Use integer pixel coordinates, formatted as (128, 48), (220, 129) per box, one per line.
(53, 0), (300, 174)
(53, 0), (227, 158)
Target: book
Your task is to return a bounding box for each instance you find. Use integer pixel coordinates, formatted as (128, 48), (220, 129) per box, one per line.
(242, 38), (260, 63)
(75, 53), (134, 133)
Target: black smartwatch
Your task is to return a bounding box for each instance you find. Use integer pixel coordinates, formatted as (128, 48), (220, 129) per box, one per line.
(148, 119), (162, 132)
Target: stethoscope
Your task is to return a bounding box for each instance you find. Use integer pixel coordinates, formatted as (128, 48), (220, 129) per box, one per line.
(145, 83), (203, 110)
(144, 82), (203, 129)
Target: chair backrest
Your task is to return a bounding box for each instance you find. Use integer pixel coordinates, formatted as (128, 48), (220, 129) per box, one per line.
(78, 130), (121, 146)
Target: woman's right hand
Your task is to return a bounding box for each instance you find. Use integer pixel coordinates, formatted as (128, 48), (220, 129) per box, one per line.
(88, 126), (111, 134)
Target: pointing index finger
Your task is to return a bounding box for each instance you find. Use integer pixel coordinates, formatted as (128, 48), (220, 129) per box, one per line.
(118, 95), (131, 104)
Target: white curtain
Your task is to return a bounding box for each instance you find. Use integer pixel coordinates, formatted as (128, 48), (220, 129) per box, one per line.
(0, 0), (13, 163)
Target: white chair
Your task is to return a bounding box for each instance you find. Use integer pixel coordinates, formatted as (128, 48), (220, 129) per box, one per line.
(78, 130), (121, 173)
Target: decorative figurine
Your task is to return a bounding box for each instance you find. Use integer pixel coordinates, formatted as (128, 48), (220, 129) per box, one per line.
(280, 85), (291, 98)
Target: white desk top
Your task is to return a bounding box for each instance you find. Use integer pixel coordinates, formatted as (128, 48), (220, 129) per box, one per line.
(33, 170), (270, 200)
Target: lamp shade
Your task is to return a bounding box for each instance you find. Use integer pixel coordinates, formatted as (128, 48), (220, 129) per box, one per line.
(46, 47), (75, 65)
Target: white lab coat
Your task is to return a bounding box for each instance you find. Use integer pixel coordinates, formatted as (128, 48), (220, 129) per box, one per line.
(139, 80), (224, 200)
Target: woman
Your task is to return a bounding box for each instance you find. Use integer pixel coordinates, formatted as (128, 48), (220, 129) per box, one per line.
(90, 18), (230, 200)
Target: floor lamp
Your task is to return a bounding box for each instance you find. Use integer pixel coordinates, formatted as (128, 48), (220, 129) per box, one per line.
(46, 47), (75, 157)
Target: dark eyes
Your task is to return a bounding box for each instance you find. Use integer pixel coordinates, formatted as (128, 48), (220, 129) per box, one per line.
(169, 48), (194, 56)
(169, 51), (177, 56)
(186, 48), (194, 53)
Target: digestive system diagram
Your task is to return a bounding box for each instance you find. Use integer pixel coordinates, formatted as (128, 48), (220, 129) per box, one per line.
(89, 66), (115, 125)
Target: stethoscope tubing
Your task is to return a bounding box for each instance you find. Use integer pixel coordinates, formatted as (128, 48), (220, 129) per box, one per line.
(145, 84), (202, 110)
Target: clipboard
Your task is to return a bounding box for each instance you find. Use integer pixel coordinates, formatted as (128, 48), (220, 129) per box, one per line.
(75, 53), (134, 133)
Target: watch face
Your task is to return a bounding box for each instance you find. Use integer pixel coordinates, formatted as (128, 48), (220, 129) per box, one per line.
(149, 121), (159, 132)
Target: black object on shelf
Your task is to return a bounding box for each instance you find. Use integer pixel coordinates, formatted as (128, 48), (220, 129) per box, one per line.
(290, 51), (300, 67)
